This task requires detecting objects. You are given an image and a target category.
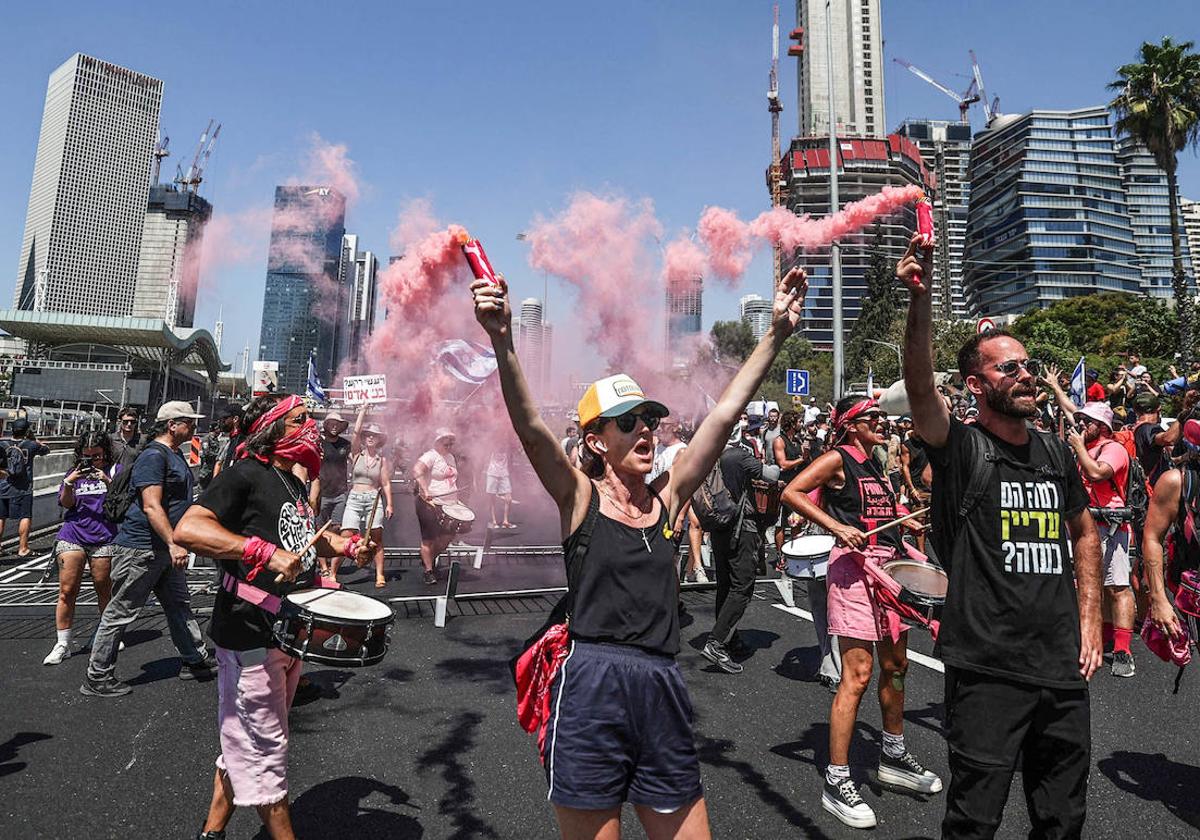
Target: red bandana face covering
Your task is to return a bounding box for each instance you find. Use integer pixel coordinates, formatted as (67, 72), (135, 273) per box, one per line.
(237, 395), (323, 477)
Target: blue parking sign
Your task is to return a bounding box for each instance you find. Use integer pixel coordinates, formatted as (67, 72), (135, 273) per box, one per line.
(786, 369), (809, 396)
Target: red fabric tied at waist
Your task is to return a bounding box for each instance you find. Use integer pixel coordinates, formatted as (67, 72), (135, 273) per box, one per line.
(852, 543), (941, 642)
(514, 621), (571, 763)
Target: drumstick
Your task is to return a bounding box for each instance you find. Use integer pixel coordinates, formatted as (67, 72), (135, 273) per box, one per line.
(357, 489), (384, 568)
(275, 519), (335, 584)
(861, 508), (930, 539)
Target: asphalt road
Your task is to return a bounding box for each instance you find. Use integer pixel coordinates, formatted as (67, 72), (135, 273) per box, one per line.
(1, 563), (1197, 839)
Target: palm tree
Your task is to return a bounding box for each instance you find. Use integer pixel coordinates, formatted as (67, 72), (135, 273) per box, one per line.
(1109, 37), (1200, 360)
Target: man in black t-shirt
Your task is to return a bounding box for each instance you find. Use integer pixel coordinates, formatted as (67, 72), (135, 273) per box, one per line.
(0, 418), (49, 557)
(1131, 392), (1193, 490)
(173, 394), (373, 840)
(311, 412), (352, 531)
(900, 235), (1101, 840)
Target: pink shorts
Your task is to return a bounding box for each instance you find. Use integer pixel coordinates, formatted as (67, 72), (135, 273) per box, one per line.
(215, 646), (302, 806)
(826, 544), (908, 643)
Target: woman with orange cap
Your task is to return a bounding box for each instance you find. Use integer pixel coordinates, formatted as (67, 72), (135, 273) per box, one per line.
(473, 265), (807, 840)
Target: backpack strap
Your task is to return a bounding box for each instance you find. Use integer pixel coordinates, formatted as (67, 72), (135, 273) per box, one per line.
(564, 483), (602, 618)
(957, 427), (999, 519)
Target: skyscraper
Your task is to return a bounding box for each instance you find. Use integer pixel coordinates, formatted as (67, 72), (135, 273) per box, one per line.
(14, 54), (163, 316)
(780, 135), (931, 348)
(665, 275), (702, 358)
(132, 184), (212, 327)
(962, 108), (1141, 316)
(517, 298), (546, 396)
(335, 233), (379, 374)
(258, 186), (347, 394)
(794, 0), (885, 137)
(894, 119), (972, 318)
(1117, 138), (1193, 299)
(1183, 199), (1200, 275)
(740, 294), (773, 340)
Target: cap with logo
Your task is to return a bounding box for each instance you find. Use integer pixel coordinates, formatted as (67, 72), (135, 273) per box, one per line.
(156, 401), (205, 422)
(577, 373), (669, 429)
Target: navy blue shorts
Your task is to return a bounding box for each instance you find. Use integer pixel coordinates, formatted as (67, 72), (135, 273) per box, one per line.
(542, 641), (703, 811)
(0, 493), (33, 521)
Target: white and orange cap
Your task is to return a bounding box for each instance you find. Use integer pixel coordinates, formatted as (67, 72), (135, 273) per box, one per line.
(577, 374), (668, 429)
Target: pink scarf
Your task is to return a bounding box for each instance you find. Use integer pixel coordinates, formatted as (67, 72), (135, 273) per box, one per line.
(236, 395), (322, 476)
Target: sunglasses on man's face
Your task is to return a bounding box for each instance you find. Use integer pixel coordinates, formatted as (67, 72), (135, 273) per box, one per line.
(612, 412), (662, 434)
(854, 411), (886, 424)
(993, 358), (1043, 378)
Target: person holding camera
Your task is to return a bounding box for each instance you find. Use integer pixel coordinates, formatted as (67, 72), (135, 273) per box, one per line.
(42, 431), (120, 665)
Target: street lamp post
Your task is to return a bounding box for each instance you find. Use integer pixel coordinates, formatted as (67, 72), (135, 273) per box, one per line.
(863, 338), (902, 372)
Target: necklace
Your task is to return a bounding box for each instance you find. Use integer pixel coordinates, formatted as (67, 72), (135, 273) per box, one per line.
(598, 482), (655, 553)
(273, 466), (307, 514)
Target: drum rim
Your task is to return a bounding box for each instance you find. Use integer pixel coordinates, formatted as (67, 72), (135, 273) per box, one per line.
(884, 560), (948, 602)
(781, 535), (836, 558)
(283, 589), (396, 623)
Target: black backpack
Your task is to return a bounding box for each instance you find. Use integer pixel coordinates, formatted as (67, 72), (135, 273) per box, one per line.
(102, 441), (170, 524)
(690, 454), (745, 532)
(956, 425), (1071, 520)
(2, 440), (28, 480)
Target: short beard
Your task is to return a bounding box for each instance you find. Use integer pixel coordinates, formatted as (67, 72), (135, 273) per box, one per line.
(981, 382), (1040, 419)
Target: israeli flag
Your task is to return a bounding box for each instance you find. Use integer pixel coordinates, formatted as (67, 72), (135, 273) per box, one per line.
(1069, 356), (1086, 407)
(306, 350), (326, 404)
(866, 366), (874, 398)
(434, 339), (498, 385)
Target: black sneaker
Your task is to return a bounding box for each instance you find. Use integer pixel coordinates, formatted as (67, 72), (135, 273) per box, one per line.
(196, 831), (226, 839)
(180, 656), (218, 681)
(822, 777), (877, 829)
(79, 676), (132, 698)
(701, 639), (743, 674)
(423, 569), (438, 586)
(878, 750), (943, 794)
(1112, 650), (1136, 678)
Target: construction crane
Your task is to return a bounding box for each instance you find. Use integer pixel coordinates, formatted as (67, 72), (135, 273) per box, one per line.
(150, 132), (170, 186)
(892, 57), (979, 124)
(767, 4), (786, 284)
(176, 119), (222, 193)
(969, 50), (1000, 123)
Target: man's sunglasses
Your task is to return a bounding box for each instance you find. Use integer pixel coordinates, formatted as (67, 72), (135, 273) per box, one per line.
(853, 411), (886, 424)
(609, 412), (662, 434)
(993, 358), (1043, 378)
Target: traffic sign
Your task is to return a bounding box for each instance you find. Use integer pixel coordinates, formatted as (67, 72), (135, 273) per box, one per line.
(786, 369), (810, 396)
(977, 317), (996, 334)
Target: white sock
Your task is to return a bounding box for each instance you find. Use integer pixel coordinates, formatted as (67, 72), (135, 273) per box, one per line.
(56, 628), (71, 646)
(826, 763), (851, 786)
(882, 730), (906, 759)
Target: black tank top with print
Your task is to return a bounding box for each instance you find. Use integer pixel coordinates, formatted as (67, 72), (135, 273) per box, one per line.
(823, 445), (902, 550)
(564, 483), (679, 656)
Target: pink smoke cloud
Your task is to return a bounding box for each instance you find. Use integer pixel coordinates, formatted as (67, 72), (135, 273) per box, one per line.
(697, 207), (751, 282)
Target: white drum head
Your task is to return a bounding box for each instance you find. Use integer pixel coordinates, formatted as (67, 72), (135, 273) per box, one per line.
(285, 589), (393, 621)
(782, 534), (835, 559)
(442, 502), (475, 522)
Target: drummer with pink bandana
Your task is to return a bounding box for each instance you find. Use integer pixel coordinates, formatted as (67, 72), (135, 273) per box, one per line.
(174, 394), (374, 840)
(781, 394), (941, 829)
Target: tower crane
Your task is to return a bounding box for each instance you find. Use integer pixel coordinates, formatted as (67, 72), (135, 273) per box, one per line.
(892, 57), (979, 124)
(176, 119), (222, 193)
(969, 50), (1000, 123)
(151, 133), (170, 186)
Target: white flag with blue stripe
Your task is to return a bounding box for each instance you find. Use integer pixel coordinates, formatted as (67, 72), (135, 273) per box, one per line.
(434, 339), (497, 385)
(1069, 356), (1086, 407)
(306, 350), (326, 404)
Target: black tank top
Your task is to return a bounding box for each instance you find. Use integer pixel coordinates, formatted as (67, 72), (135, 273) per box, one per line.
(564, 483), (679, 656)
(823, 445), (902, 550)
(1174, 464), (1200, 584)
(780, 434), (805, 484)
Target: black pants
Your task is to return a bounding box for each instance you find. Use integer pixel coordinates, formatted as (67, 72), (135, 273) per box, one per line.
(942, 667), (1090, 840)
(710, 526), (762, 643)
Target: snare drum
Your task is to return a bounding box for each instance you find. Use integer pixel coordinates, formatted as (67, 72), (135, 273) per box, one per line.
(781, 534), (835, 579)
(272, 589), (394, 667)
(435, 500), (476, 534)
(882, 559), (948, 624)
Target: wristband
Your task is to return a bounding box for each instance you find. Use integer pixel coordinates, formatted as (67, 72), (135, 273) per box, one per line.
(342, 534), (363, 559)
(242, 536), (278, 582)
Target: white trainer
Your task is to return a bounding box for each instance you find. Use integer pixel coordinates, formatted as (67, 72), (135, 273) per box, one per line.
(43, 641), (70, 665)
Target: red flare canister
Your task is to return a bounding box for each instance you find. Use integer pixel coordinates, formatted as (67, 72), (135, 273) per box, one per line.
(914, 194), (935, 281)
(456, 231), (500, 285)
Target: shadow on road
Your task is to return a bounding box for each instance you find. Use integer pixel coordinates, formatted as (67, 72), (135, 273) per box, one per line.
(0, 731), (51, 778)
(254, 776), (424, 839)
(417, 710), (501, 839)
(1097, 750), (1200, 830)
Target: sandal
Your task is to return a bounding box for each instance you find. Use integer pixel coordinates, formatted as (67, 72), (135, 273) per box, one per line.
(375, 579), (386, 589)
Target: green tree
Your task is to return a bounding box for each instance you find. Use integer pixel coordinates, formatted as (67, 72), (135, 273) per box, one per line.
(1109, 37), (1200, 361)
(708, 319), (756, 364)
(846, 226), (903, 384)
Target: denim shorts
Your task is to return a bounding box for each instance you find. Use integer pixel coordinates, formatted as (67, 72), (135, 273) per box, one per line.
(341, 489), (384, 531)
(55, 540), (115, 561)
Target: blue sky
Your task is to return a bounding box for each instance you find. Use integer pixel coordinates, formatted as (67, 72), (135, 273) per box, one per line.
(0, 0), (1197, 369)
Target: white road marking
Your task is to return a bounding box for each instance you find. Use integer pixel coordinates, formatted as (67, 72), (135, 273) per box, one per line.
(771, 603), (945, 673)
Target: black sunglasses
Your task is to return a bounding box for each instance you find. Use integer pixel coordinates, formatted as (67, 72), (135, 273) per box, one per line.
(610, 412), (662, 434)
(993, 358), (1043, 378)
